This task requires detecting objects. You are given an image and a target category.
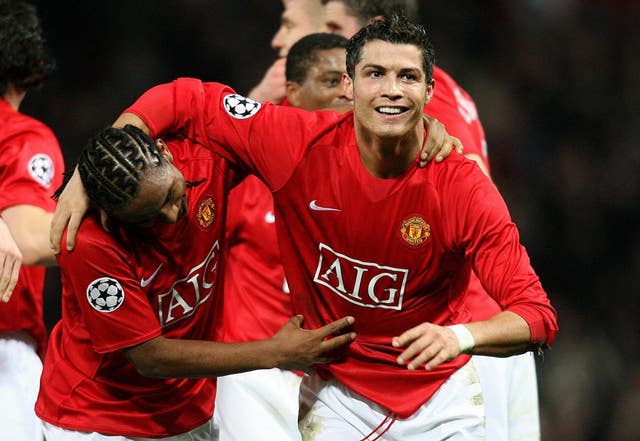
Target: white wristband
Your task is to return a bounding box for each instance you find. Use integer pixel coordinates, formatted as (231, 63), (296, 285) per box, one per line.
(447, 324), (475, 353)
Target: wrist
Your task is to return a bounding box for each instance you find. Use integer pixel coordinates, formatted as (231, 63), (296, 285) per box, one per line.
(447, 324), (475, 353)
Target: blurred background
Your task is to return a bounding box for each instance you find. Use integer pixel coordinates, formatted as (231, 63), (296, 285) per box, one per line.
(24, 1), (639, 440)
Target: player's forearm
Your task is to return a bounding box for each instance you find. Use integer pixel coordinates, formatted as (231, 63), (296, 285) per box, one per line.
(2, 207), (56, 266)
(123, 78), (209, 142)
(126, 336), (278, 379)
(464, 311), (532, 356)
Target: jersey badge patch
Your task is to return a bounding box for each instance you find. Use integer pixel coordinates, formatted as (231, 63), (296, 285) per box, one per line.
(223, 94), (261, 119)
(197, 196), (216, 229)
(400, 216), (430, 246)
(86, 277), (125, 313)
(28, 153), (55, 188)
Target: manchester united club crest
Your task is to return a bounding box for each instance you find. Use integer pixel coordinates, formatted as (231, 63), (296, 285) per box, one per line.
(400, 216), (430, 246)
(197, 197), (216, 229)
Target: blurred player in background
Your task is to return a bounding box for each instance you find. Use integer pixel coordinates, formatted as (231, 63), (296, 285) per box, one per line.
(214, 33), (351, 441)
(0, 1), (64, 440)
(36, 125), (356, 440)
(248, 0), (325, 103)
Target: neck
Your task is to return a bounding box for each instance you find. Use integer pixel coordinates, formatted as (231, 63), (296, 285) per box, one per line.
(354, 120), (425, 178)
(2, 85), (26, 111)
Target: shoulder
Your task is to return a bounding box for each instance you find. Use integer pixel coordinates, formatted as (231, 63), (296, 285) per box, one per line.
(59, 216), (128, 264)
(425, 152), (486, 186)
(0, 112), (61, 156)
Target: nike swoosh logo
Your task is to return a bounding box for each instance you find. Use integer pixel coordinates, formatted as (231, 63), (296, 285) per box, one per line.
(309, 200), (342, 212)
(141, 263), (163, 287)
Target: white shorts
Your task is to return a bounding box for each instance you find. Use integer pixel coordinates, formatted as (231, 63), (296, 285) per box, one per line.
(214, 368), (303, 441)
(474, 352), (540, 441)
(0, 331), (43, 441)
(41, 419), (217, 441)
(299, 359), (485, 441)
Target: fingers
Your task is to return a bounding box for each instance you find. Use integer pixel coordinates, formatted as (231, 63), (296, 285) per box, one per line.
(392, 322), (425, 349)
(65, 213), (84, 252)
(393, 323), (459, 371)
(0, 253), (20, 303)
(452, 136), (464, 154)
(419, 116), (446, 166)
(434, 136), (464, 163)
(316, 316), (355, 338)
(49, 210), (69, 254)
(3, 257), (21, 303)
(50, 167), (89, 252)
(319, 331), (357, 353)
(290, 314), (304, 328)
(0, 255), (10, 302)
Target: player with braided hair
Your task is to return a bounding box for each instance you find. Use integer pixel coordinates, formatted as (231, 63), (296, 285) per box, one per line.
(36, 125), (357, 440)
(76, 125), (164, 216)
(0, 1), (64, 440)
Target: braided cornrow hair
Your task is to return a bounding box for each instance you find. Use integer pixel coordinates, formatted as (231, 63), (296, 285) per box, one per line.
(75, 125), (163, 217)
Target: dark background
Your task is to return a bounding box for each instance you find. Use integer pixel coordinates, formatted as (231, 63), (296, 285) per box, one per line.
(23, 1), (640, 440)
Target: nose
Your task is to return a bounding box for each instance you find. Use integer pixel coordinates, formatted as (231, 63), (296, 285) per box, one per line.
(381, 75), (402, 99)
(271, 27), (285, 54)
(160, 201), (182, 224)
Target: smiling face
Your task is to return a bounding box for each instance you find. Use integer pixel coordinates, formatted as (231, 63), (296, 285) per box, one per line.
(287, 47), (351, 111)
(344, 39), (434, 141)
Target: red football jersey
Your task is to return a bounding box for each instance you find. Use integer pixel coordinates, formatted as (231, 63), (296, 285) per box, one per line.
(126, 79), (558, 418)
(218, 175), (292, 343)
(36, 139), (242, 437)
(426, 67), (500, 321)
(221, 68), (495, 342)
(0, 99), (64, 355)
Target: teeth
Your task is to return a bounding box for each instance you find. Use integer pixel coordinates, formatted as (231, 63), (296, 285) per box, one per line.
(377, 107), (403, 114)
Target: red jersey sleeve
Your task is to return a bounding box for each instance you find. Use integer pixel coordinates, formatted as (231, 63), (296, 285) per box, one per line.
(124, 78), (342, 191)
(0, 126), (64, 211)
(57, 224), (161, 353)
(438, 156), (558, 346)
(427, 67), (489, 173)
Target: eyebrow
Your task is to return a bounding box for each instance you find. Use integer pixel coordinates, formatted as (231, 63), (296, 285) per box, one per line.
(360, 64), (422, 75)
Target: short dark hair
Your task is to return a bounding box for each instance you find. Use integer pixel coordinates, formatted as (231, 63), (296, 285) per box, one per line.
(0, 0), (55, 95)
(321, 0), (418, 24)
(346, 14), (435, 82)
(286, 33), (349, 84)
(76, 125), (163, 218)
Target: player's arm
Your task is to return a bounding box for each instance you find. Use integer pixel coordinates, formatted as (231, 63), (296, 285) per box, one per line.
(392, 310), (530, 370)
(0, 217), (22, 302)
(3, 205), (55, 266)
(393, 161), (557, 370)
(125, 315), (356, 378)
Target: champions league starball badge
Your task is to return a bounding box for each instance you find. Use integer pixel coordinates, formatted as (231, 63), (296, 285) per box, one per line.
(86, 277), (125, 313)
(28, 153), (54, 188)
(223, 94), (261, 119)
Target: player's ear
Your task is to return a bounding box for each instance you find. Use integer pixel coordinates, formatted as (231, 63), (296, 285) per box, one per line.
(425, 79), (435, 104)
(98, 209), (112, 233)
(286, 81), (301, 107)
(155, 139), (174, 164)
(342, 73), (354, 100)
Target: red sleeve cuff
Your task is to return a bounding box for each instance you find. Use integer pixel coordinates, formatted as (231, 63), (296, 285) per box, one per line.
(508, 304), (559, 347)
